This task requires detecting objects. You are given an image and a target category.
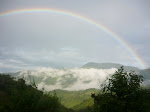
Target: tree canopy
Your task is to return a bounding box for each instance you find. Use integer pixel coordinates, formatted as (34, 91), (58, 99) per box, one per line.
(0, 74), (74, 112)
(92, 66), (150, 112)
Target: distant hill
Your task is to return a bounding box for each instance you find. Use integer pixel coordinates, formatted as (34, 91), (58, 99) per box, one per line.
(50, 88), (98, 109)
(139, 68), (150, 80)
(82, 62), (140, 73)
(5, 63), (150, 91)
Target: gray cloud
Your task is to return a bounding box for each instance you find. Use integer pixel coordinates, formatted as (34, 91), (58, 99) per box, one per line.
(0, 0), (149, 72)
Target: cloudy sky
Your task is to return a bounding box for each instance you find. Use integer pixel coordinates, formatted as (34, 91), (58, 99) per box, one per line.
(0, 0), (150, 72)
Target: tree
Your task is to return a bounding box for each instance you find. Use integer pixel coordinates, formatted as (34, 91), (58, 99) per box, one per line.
(92, 66), (144, 112)
(0, 74), (73, 112)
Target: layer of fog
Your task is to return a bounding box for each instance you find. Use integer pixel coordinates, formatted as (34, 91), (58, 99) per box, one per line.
(18, 67), (117, 91)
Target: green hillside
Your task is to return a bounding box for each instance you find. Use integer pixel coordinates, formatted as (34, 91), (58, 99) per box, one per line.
(72, 98), (94, 112)
(50, 89), (99, 109)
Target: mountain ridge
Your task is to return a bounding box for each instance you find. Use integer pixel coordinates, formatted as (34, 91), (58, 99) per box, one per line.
(4, 62), (150, 91)
(82, 62), (140, 72)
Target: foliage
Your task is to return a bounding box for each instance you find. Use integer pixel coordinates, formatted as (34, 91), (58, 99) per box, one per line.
(50, 89), (99, 109)
(91, 66), (150, 112)
(72, 98), (94, 112)
(1, 66), (150, 112)
(0, 74), (73, 112)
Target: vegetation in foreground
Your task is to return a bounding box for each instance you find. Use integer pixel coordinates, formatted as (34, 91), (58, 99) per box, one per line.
(1, 66), (150, 112)
(91, 66), (150, 112)
(0, 74), (74, 112)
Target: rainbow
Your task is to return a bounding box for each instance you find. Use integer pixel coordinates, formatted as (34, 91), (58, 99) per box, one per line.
(0, 8), (146, 69)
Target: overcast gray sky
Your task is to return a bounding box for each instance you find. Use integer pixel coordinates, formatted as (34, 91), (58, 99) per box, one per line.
(0, 0), (150, 72)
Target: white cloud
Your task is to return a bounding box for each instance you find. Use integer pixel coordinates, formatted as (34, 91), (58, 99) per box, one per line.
(17, 67), (117, 91)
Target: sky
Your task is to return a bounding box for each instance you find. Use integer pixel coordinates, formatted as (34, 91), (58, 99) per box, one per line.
(0, 0), (150, 72)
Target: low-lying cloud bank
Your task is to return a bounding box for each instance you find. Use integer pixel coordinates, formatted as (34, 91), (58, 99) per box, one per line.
(17, 67), (117, 91)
